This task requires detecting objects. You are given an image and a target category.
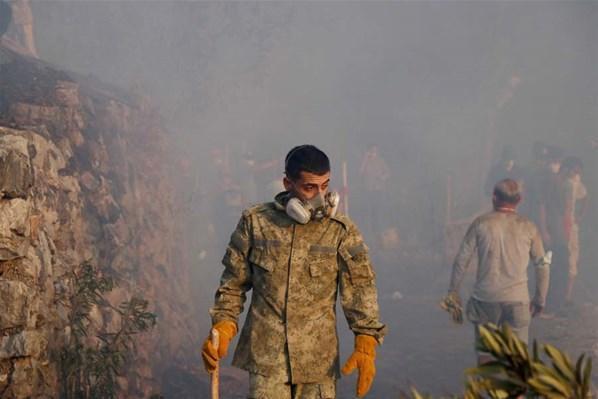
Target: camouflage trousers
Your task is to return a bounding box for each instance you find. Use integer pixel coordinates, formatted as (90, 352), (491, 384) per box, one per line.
(248, 373), (336, 399)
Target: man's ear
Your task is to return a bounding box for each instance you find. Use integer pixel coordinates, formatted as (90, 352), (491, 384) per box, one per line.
(283, 176), (292, 191)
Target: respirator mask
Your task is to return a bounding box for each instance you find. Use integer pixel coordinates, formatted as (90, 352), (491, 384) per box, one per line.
(285, 192), (340, 224)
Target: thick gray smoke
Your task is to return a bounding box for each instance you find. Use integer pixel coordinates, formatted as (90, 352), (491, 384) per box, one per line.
(31, 1), (597, 396)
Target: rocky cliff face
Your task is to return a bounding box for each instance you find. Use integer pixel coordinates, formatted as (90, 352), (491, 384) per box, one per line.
(0, 45), (198, 398)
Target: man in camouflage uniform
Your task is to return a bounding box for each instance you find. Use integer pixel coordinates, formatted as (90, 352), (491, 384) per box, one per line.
(202, 145), (387, 398)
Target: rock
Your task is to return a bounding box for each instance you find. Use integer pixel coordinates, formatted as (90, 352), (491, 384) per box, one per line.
(79, 171), (100, 191)
(0, 198), (31, 260)
(0, 237), (29, 261)
(7, 358), (45, 398)
(103, 216), (131, 247)
(0, 281), (31, 329)
(54, 81), (80, 108)
(0, 48), (195, 398)
(0, 256), (39, 287)
(0, 360), (11, 394)
(0, 198), (30, 235)
(29, 214), (41, 241)
(0, 136), (33, 198)
(0, 330), (47, 360)
(11, 128), (70, 188)
(9, 103), (58, 130)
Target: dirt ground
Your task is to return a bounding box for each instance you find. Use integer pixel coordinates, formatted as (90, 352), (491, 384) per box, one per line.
(180, 248), (598, 399)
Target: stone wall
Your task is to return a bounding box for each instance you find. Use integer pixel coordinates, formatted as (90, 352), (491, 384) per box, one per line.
(0, 45), (198, 398)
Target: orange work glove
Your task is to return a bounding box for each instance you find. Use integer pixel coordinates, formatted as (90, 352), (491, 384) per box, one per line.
(341, 334), (377, 398)
(201, 320), (238, 373)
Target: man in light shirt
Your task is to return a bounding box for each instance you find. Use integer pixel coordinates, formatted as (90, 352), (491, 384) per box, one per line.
(447, 179), (551, 364)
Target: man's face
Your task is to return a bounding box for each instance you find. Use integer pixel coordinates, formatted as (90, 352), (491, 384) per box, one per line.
(284, 171), (331, 202)
(549, 161), (561, 174)
(367, 146), (378, 158)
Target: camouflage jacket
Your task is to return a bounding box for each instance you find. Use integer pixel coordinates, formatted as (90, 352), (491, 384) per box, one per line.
(210, 198), (387, 383)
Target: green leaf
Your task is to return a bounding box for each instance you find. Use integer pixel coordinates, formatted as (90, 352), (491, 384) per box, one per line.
(544, 344), (576, 382)
(466, 361), (508, 377)
(582, 357), (592, 398)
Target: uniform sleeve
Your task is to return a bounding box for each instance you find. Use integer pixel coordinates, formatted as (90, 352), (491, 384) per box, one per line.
(209, 213), (253, 325)
(530, 225), (550, 306)
(338, 222), (387, 342)
(448, 221), (477, 293)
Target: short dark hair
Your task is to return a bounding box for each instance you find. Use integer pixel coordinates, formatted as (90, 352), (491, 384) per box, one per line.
(285, 145), (330, 181)
(493, 179), (521, 205)
(561, 156), (583, 174)
(545, 145), (564, 162)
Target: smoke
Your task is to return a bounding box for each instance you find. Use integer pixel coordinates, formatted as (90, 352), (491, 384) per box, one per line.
(30, 1), (598, 395)
(0, 1), (11, 37)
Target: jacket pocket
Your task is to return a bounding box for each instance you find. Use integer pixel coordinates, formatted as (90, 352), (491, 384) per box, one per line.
(339, 244), (373, 286)
(307, 245), (338, 277)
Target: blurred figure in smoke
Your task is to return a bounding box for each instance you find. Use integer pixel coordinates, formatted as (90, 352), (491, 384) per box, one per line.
(207, 146), (243, 249)
(446, 179), (550, 365)
(537, 146), (564, 248)
(359, 144), (391, 243)
(210, 146), (230, 178)
(484, 145), (523, 197)
(520, 141), (549, 222)
(534, 147), (592, 317)
(201, 145), (386, 399)
(546, 156), (587, 312)
(238, 150), (284, 205)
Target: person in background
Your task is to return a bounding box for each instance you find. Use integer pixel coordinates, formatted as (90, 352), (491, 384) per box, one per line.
(539, 148), (570, 316)
(446, 179), (550, 364)
(559, 157), (587, 308)
(359, 144), (391, 243)
(536, 146), (564, 248)
(484, 145), (524, 197)
(520, 141), (549, 223)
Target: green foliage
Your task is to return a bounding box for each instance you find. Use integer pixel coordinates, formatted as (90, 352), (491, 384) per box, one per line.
(58, 262), (157, 399)
(409, 324), (593, 399)
(467, 324), (593, 399)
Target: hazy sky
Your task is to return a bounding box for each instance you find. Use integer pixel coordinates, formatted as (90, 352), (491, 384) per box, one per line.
(30, 0), (597, 226)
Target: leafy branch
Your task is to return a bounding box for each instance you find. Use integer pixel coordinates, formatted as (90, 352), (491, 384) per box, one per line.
(58, 262), (157, 399)
(408, 324), (593, 399)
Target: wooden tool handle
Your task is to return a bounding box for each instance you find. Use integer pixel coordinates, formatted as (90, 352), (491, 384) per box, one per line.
(210, 328), (220, 399)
